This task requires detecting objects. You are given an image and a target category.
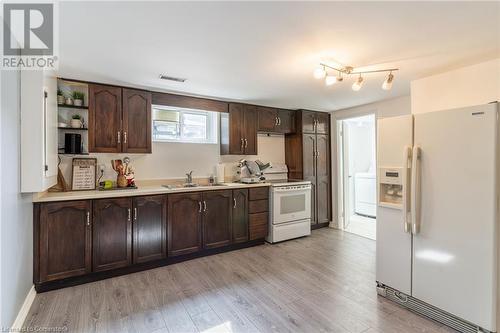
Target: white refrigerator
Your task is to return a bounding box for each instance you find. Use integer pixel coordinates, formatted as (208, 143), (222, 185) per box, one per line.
(376, 102), (499, 333)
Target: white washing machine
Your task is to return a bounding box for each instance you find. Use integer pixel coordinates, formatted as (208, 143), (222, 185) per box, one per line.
(354, 172), (376, 217)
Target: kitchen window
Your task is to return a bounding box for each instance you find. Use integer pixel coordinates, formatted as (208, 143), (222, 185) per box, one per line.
(152, 106), (218, 144)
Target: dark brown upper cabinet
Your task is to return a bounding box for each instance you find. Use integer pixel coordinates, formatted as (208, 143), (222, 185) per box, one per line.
(232, 189), (249, 243)
(257, 106), (279, 132)
(36, 200), (92, 283)
(89, 84), (152, 153)
(122, 88), (152, 153)
(202, 190), (233, 249)
(277, 109), (296, 134)
(220, 103), (257, 155)
(93, 197), (132, 272)
(257, 106), (295, 134)
(301, 110), (329, 135)
(132, 195), (167, 264)
(315, 112), (330, 134)
(89, 84), (122, 153)
(167, 192), (203, 257)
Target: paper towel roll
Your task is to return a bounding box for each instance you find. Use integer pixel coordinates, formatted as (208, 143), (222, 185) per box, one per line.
(216, 164), (225, 184)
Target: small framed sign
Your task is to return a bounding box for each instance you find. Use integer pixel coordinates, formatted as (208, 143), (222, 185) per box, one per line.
(71, 158), (97, 191)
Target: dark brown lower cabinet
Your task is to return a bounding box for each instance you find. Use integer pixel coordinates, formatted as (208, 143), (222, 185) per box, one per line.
(248, 187), (269, 240)
(167, 192), (202, 257)
(232, 189), (249, 243)
(132, 195), (167, 264)
(34, 186), (270, 291)
(93, 198), (132, 272)
(37, 200), (92, 282)
(202, 190), (232, 249)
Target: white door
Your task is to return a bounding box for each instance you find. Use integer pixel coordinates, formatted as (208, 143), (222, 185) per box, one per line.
(412, 103), (498, 331)
(376, 115), (413, 294)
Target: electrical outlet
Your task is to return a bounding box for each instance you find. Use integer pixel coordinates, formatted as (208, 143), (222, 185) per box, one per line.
(99, 164), (105, 173)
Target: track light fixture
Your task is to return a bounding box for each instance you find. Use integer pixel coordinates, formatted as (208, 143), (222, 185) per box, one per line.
(314, 62), (398, 91)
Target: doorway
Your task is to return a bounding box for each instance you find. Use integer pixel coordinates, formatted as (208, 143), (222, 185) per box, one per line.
(337, 114), (376, 240)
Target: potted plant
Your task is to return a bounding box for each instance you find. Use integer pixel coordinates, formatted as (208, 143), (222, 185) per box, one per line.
(71, 114), (82, 128)
(72, 91), (85, 107)
(57, 89), (65, 105)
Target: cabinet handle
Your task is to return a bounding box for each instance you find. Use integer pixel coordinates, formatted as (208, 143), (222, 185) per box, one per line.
(278, 117), (281, 125)
(86, 211), (90, 226)
(127, 208), (131, 222)
(240, 138), (244, 150)
(123, 131), (127, 144)
(199, 201), (202, 213)
(244, 138), (248, 148)
(233, 198), (237, 208)
(275, 117), (279, 126)
(203, 200), (207, 212)
(316, 151), (320, 158)
(117, 131), (121, 144)
(134, 207), (137, 221)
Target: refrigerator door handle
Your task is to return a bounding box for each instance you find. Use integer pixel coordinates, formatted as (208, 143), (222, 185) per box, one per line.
(403, 145), (412, 233)
(411, 145), (422, 235)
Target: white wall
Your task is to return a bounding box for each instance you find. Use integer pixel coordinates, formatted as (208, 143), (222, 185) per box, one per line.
(330, 95), (411, 228)
(411, 58), (500, 114)
(59, 134), (285, 183)
(0, 70), (34, 328)
(344, 116), (376, 174)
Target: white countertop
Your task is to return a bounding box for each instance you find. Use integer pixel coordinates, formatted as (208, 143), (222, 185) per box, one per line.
(33, 182), (271, 203)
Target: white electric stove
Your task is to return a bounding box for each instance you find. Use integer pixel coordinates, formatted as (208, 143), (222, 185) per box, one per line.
(262, 164), (312, 243)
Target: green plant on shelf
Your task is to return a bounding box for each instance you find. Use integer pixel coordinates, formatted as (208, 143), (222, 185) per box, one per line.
(71, 91), (85, 100)
(57, 88), (63, 96)
(72, 114), (81, 120)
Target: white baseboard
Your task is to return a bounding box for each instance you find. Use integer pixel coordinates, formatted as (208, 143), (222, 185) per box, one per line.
(11, 285), (36, 330)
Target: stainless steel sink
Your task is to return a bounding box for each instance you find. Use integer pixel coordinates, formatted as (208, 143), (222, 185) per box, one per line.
(162, 183), (228, 189)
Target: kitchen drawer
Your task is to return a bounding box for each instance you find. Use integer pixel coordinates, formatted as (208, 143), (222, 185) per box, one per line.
(249, 212), (268, 240)
(249, 187), (269, 201)
(249, 199), (269, 213)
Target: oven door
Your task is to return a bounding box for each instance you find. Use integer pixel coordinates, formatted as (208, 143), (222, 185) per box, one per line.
(272, 185), (312, 224)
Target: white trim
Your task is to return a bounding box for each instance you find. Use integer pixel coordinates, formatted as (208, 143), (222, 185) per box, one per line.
(332, 112), (377, 232)
(11, 286), (36, 330)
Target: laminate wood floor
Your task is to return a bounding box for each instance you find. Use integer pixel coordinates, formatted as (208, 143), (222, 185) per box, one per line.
(24, 228), (457, 333)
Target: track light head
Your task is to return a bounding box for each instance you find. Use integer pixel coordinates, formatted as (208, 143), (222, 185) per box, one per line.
(313, 66), (326, 79)
(352, 75), (364, 91)
(325, 75), (338, 86)
(382, 72), (394, 90)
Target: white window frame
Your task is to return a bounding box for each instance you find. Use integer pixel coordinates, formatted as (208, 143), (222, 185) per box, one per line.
(152, 105), (218, 144)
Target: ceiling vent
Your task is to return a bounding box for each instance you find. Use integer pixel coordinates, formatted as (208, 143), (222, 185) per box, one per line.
(159, 74), (186, 82)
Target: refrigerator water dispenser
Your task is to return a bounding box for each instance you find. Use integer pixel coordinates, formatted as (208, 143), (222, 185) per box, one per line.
(378, 167), (403, 208)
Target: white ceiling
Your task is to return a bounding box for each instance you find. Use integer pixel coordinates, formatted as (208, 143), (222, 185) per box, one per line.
(58, 1), (500, 111)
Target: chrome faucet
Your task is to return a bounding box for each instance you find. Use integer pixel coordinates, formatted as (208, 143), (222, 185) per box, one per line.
(186, 171), (193, 184)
